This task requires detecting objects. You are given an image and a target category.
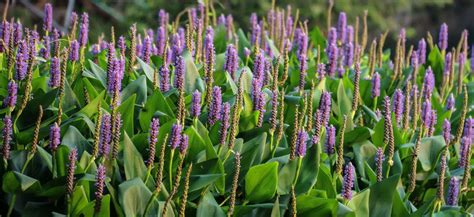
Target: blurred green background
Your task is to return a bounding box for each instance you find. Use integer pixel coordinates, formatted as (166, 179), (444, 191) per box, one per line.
(4, 0), (474, 47)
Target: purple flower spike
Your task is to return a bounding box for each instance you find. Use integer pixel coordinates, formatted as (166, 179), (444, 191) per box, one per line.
(179, 134), (189, 154)
(342, 162), (355, 200)
(447, 177), (460, 206)
(446, 93), (455, 111)
(337, 12), (347, 43)
(375, 147), (384, 182)
(297, 32), (308, 59)
(66, 148), (77, 195)
(372, 72), (381, 98)
(170, 124), (183, 149)
(254, 52), (265, 82)
(317, 63), (326, 79)
(99, 114), (112, 157)
(459, 136), (471, 167)
(159, 64), (170, 92)
(143, 36), (152, 63)
(69, 40), (79, 61)
(208, 86), (222, 126)
(49, 122), (61, 152)
(463, 118), (473, 140)
(346, 25), (354, 44)
(95, 164), (106, 212)
(423, 67), (435, 99)
(224, 44), (238, 78)
(299, 54), (307, 90)
(118, 36), (126, 57)
(219, 102), (231, 145)
(191, 90), (202, 118)
(443, 119), (451, 145)
(319, 91), (332, 127)
(327, 44), (338, 76)
(149, 118), (160, 147)
(421, 100), (432, 127)
(325, 125), (336, 155)
(4, 80), (17, 108)
(15, 41), (28, 80)
(49, 57), (61, 88)
(296, 130), (308, 157)
(327, 27), (337, 46)
(2, 116), (12, 160)
(78, 13), (89, 47)
(439, 23), (448, 51)
(343, 42), (354, 68)
(418, 39), (426, 64)
(411, 51), (419, 69)
(174, 55), (185, 90)
(43, 3), (53, 32)
(251, 24), (261, 46)
(393, 89), (404, 125)
(156, 26), (166, 56)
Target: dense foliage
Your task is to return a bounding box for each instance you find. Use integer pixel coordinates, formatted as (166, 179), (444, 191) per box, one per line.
(0, 2), (473, 217)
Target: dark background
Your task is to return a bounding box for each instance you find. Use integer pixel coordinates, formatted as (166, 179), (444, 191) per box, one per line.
(3, 0), (474, 48)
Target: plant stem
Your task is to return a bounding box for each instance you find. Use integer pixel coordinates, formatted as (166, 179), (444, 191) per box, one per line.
(169, 149), (175, 189)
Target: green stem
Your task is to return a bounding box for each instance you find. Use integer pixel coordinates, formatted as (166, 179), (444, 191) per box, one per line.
(373, 97), (378, 112)
(169, 150), (175, 190)
(293, 157), (303, 186)
(52, 151), (57, 178)
(84, 156), (96, 173)
(144, 167), (152, 185)
(269, 131), (276, 158)
(143, 192), (158, 216)
(6, 194), (17, 217)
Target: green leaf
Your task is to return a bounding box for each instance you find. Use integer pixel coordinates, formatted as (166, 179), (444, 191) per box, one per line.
(245, 161), (278, 203)
(183, 50), (203, 94)
(196, 191), (226, 217)
(119, 178), (153, 217)
(295, 143), (320, 194)
(118, 94), (136, 136)
(137, 57), (155, 82)
(70, 186), (89, 217)
(369, 174), (400, 217)
(418, 136), (446, 171)
(123, 132), (147, 180)
(138, 90), (175, 131)
(296, 195), (338, 217)
(2, 171), (41, 193)
(121, 75), (147, 106)
(347, 189), (370, 217)
(84, 59), (107, 88)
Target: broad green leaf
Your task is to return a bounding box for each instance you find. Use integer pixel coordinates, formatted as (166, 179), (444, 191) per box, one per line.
(123, 132), (147, 180)
(245, 161), (278, 203)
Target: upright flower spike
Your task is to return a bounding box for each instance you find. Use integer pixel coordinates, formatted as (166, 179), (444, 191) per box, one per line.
(458, 136), (471, 167)
(4, 80), (17, 108)
(191, 90), (202, 118)
(297, 32), (308, 60)
(66, 148), (77, 196)
(147, 118), (160, 168)
(159, 64), (170, 92)
(95, 164), (106, 213)
(438, 23), (448, 51)
(337, 12), (347, 43)
(447, 177), (460, 206)
(49, 57), (61, 88)
(224, 44), (238, 79)
(443, 119), (452, 145)
(43, 3), (53, 33)
(174, 55), (185, 90)
(446, 93), (455, 111)
(383, 96), (395, 166)
(325, 125), (336, 155)
(2, 116), (12, 160)
(208, 86), (222, 126)
(319, 91), (332, 127)
(253, 51), (265, 82)
(143, 36), (152, 63)
(393, 89), (405, 125)
(49, 122), (61, 152)
(69, 40), (79, 61)
(219, 103), (231, 145)
(371, 72), (381, 98)
(418, 38), (426, 64)
(118, 36), (126, 57)
(327, 44), (338, 76)
(296, 130), (308, 157)
(327, 27), (337, 46)
(421, 100), (432, 128)
(78, 13), (89, 47)
(15, 41), (27, 80)
(375, 147), (384, 182)
(99, 114), (112, 157)
(299, 54), (307, 91)
(343, 42), (354, 68)
(342, 162), (355, 200)
(179, 134), (189, 155)
(169, 124), (183, 149)
(423, 67), (435, 99)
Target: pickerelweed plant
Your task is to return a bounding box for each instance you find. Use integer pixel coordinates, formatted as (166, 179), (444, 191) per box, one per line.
(0, 1), (473, 216)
